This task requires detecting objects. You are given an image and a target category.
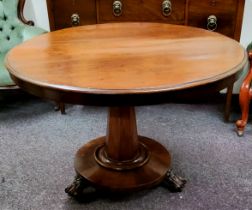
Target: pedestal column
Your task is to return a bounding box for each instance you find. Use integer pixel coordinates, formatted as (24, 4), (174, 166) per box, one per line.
(65, 106), (184, 195)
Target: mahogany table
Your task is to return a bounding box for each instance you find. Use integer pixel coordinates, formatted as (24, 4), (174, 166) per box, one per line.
(5, 23), (247, 197)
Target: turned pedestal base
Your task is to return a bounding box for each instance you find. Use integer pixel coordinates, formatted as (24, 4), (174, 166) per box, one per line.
(65, 106), (186, 198)
(74, 136), (170, 191)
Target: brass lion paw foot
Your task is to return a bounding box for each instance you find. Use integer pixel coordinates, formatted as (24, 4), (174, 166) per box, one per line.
(162, 169), (186, 192)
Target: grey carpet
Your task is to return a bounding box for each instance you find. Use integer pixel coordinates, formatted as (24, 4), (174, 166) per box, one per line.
(0, 98), (252, 210)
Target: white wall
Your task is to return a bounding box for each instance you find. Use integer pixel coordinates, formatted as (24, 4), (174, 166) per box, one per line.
(23, 0), (252, 93)
(24, 0), (50, 31)
(240, 0), (252, 48)
(23, 0), (35, 24)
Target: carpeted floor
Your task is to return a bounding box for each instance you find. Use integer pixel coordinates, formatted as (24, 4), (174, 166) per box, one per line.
(0, 97), (252, 210)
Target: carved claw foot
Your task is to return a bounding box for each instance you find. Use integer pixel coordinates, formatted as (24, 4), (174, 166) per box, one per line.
(162, 169), (186, 192)
(65, 174), (90, 197)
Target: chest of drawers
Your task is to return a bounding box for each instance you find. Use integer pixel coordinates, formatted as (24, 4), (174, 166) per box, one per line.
(46, 0), (245, 40)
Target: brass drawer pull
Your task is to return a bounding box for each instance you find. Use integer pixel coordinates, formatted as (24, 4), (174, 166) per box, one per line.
(71, 13), (80, 26)
(207, 15), (217, 31)
(162, 0), (172, 17)
(113, 0), (123, 17)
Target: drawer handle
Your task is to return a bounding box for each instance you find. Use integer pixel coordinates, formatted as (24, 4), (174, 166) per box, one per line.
(113, 0), (123, 16)
(71, 13), (80, 26)
(162, 0), (172, 17)
(207, 15), (217, 31)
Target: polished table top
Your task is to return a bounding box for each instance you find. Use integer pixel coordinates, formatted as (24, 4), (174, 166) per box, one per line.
(5, 23), (247, 96)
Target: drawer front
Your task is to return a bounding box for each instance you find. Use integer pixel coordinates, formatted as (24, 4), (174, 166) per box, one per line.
(98, 0), (185, 24)
(50, 0), (97, 30)
(188, 0), (238, 37)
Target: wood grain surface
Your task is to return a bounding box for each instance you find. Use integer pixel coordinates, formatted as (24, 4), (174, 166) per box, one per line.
(5, 23), (247, 95)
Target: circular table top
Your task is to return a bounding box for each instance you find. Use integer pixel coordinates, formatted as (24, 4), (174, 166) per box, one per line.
(5, 22), (247, 105)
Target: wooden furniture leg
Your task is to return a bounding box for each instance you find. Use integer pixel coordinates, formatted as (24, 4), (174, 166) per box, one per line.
(54, 102), (66, 114)
(236, 53), (252, 136)
(225, 83), (234, 121)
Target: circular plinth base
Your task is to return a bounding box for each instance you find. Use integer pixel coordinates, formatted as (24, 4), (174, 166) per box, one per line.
(95, 142), (150, 171)
(74, 136), (171, 192)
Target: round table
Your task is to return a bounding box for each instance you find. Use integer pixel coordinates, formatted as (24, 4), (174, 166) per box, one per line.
(5, 23), (247, 196)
